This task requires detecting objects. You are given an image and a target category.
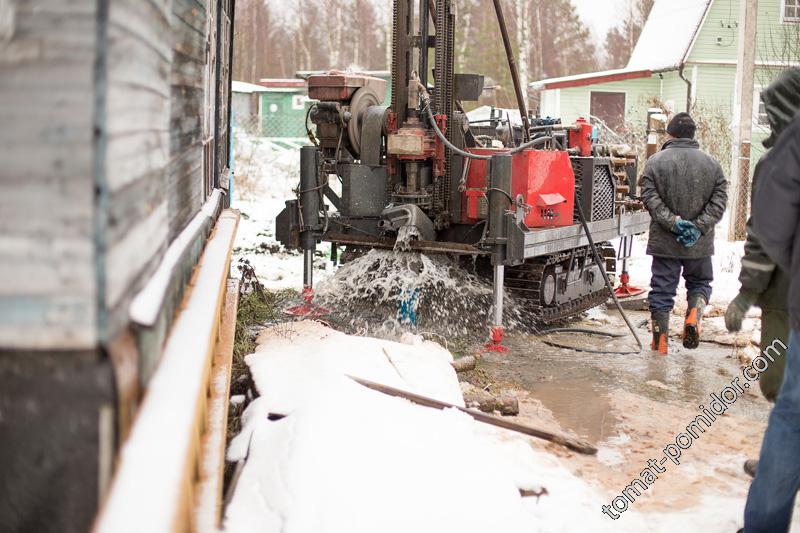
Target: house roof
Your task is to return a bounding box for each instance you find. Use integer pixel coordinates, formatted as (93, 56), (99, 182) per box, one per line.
(258, 78), (308, 90)
(232, 80), (268, 94)
(531, 0), (713, 91)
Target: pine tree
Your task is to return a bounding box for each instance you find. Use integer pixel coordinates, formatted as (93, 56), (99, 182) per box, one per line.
(603, 0), (655, 69)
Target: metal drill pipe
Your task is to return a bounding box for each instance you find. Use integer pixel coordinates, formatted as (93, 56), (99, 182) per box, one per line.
(491, 0), (531, 143)
(493, 261), (505, 327)
(348, 375), (598, 455)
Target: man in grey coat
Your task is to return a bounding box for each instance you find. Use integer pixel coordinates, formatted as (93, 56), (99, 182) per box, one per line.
(639, 113), (729, 354)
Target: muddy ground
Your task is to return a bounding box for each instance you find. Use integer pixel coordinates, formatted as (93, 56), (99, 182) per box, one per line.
(466, 299), (785, 526)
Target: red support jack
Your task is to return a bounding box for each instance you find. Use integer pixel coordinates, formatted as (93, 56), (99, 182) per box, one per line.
(286, 286), (329, 318)
(484, 326), (510, 353)
(613, 238), (645, 299)
(613, 267), (645, 299)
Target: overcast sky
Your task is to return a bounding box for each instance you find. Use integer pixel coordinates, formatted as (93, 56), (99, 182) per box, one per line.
(571, 0), (629, 42)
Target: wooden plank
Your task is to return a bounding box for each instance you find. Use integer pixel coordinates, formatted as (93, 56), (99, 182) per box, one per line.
(194, 279), (239, 532)
(105, 201), (169, 309)
(105, 130), (170, 192)
(94, 210), (240, 533)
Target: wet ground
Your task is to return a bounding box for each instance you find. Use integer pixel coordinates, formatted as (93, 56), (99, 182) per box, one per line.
(470, 302), (787, 526)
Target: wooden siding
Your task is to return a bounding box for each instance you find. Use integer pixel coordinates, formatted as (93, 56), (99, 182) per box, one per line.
(688, 0), (798, 64)
(0, 0), (99, 349)
(102, 0), (173, 341)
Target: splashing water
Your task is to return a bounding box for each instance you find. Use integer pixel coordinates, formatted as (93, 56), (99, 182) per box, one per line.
(315, 249), (530, 339)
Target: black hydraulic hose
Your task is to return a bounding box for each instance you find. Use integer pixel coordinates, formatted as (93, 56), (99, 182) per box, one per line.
(423, 103), (552, 160)
(539, 201), (644, 355)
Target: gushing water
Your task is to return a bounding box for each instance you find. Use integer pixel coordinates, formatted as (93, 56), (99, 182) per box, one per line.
(315, 249), (530, 338)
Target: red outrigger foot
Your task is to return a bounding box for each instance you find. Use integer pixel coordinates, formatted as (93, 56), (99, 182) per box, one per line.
(484, 326), (510, 354)
(613, 272), (646, 299)
(285, 287), (329, 318)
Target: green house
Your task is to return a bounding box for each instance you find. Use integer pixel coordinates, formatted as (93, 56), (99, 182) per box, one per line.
(257, 78), (313, 138)
(532, 0), (798, 165)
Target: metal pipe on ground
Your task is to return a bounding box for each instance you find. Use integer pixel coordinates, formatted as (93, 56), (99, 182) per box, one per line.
(348, 375), (598, 455)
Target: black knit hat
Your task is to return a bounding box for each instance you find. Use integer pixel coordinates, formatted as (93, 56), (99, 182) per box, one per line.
(666, 112), (697, 139)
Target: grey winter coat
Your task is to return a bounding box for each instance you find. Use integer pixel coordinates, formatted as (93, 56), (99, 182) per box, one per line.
(639, 138), (729, 258)
(752, 114), (800, 330)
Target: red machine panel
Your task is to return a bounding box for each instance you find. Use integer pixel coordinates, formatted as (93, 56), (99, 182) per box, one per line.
(460, 148), (575, 228)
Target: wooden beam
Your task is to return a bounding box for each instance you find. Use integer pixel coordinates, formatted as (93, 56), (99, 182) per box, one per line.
(194, 279), (239, 532)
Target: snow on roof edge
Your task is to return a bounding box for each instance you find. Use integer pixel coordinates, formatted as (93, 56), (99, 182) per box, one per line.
(232, 80), (269, 94)
(530, 0), (711, 91)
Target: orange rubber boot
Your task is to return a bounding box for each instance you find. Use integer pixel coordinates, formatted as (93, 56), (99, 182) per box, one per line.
(651, 311), (670, 355)
(683, 295), (707, 349)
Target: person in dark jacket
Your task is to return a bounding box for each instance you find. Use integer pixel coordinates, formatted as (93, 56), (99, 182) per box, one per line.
(639, 112), (729, 354)
(727, 68), (800, 397)
(726, 68), (800, 481)
(743, 113), (800, 533)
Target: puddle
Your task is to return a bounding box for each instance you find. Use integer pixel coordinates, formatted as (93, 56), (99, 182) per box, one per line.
(530, 377), (620, 442)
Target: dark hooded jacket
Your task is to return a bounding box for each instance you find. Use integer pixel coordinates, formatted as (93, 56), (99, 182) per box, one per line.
(640, 138), (729, 258)
(752, 114), (800, 329)
(738, 68), (800, 310)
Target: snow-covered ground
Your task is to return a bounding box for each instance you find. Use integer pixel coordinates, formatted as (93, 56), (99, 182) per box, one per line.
(222, 322), (631, 532)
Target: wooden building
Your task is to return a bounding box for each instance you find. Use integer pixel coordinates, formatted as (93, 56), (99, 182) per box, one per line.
(0, 1), (238, 531)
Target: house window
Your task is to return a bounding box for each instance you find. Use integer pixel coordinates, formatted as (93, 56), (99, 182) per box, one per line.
(756, 90), (770, 127)
(784, 0), (800, 22)
(590, 92), (626, 132)
(292, 94), (309, 110)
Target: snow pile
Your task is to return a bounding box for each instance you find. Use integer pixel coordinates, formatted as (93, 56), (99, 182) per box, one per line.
(222, 321), (619, 533)
(315, 249), (528, 337)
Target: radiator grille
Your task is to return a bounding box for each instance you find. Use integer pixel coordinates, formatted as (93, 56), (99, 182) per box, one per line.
(591, 165), (615, 221)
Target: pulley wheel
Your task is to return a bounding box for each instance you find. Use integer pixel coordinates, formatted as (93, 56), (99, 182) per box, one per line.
(348, 87), (381, 157)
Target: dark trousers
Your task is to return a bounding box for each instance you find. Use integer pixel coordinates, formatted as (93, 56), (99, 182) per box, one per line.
(648, 256), (713, 313)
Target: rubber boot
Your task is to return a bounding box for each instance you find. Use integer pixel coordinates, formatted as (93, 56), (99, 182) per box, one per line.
(651, 311), (670, 355)
(683, 294), (707, 349)
(744, 459), (758, 478)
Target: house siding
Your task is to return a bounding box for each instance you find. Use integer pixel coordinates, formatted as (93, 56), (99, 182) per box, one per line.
(541, 76), (662, 127)
(0, 0), (99, 350)
(102, 0), (173, 343)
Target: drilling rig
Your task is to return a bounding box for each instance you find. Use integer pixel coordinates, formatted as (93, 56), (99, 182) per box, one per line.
(277, 0), (651, 347)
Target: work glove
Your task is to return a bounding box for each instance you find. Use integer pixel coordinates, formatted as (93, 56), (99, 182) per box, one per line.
(673, 220), (701, 248)
(725, 290), (759, 332)
(671, 219), (694, 235)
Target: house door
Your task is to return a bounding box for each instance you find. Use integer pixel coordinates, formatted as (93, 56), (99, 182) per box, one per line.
(590, 92), (626, 132)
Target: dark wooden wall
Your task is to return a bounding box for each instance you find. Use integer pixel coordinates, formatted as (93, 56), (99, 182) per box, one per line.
(169, 0), (208, 241)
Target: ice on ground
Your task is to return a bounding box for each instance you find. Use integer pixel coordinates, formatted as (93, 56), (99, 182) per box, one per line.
(223, 321), (626, 533)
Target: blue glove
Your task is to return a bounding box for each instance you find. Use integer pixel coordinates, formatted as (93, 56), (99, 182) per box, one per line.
(677, 224), (702, 248)
(672, 219), (696, 235)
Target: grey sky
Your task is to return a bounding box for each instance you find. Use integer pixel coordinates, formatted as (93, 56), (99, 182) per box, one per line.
(571, 0), (629, 42)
